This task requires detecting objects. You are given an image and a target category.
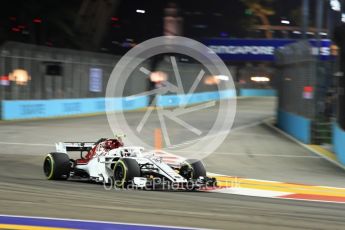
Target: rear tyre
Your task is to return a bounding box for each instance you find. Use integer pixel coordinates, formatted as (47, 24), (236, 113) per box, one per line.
(43, 152), (71, 180)
(180, 159), (206, 180)
(113, 158), (141, 188)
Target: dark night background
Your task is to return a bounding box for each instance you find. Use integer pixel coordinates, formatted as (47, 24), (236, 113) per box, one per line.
(0, 0), (311, 54)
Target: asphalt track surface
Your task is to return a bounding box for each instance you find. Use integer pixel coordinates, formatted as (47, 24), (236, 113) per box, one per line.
(1, 98), (345, 229)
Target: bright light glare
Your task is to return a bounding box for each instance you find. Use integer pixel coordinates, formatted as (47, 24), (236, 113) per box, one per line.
(204, 76), (220, 85)
(342, 13), (345, 23)
(9, 69), (31, 85)
(330, 0), (341, 11)
(281, 19), (290, 25)
(293, 30), (301, 34)
(215, 75), (229, 81)
(251, 76), (270, 82)
(136, 9), (146, 14)
(150, 71), (167, 83)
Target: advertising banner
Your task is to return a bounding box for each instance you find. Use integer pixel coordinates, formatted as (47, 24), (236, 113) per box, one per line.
(203, 39), (332, 61)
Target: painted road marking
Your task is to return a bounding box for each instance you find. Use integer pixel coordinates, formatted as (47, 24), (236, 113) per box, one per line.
(278, 194), (345, 203)
(0, 215), (202, 230)
(0, 224), (73, 229)
(207, 174), (345, 204)
(212, 175), (345, 197)
(307, 145), (338, 161)
(208, 187), (293, 197)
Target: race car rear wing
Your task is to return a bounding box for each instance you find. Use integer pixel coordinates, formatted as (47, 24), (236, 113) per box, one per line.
(55, 142), (95, 153)
(55, 137), (123, 154)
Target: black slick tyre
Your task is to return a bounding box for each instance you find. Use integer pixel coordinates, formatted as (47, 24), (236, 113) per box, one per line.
(113, 158), (141, 188)
(43, 152), (71, 180)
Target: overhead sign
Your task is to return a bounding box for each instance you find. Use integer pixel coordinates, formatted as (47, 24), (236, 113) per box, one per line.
(203, 39), (332, 61)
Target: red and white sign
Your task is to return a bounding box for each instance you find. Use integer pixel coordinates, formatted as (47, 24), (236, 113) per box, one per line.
(0, 75), (9, 86)
(303, 86), (314, 99)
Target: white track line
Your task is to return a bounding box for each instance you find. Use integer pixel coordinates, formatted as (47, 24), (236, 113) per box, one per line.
(208, 187), (293, 197)
(0, 119), (268, 150)
(173, 150), (323, 158)
(167, 119), (266, 149)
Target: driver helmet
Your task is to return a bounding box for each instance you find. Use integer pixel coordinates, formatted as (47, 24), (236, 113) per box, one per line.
(104, 138), (123, 150)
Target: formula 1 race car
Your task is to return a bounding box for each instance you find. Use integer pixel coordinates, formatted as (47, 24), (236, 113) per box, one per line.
(43, 137), (216, 190)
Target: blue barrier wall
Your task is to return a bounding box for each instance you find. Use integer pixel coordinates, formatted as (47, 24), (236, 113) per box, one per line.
(1, 90), (237, 120)
(333, 123), (345, 165)
(1, 88), (275, 120)
(156, 89), (236, 107)
(277, 110), (311, 144)
(1, 96), (148, 120)
(239, 89), (277, 97)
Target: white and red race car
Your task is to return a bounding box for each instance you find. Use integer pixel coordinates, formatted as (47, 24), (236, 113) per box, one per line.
(43, 137), (216, 190)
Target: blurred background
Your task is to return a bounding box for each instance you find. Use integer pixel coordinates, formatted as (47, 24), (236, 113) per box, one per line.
(2, 2), (345, 228)
(0, 0), (344, 147)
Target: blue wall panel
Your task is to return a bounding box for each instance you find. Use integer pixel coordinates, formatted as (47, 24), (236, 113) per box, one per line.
(277, 110), (311, 144)
(240, 89), (277, 97)
(2, 96), (148, 120)
(333, 123), (345, 165)
(2, 89), (241, 120)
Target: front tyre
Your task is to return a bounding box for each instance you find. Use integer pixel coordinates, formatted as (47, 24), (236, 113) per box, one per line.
(113, 158), (141, 188)
(180, 159), (206, 180)
(43, 152), (70, 180)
